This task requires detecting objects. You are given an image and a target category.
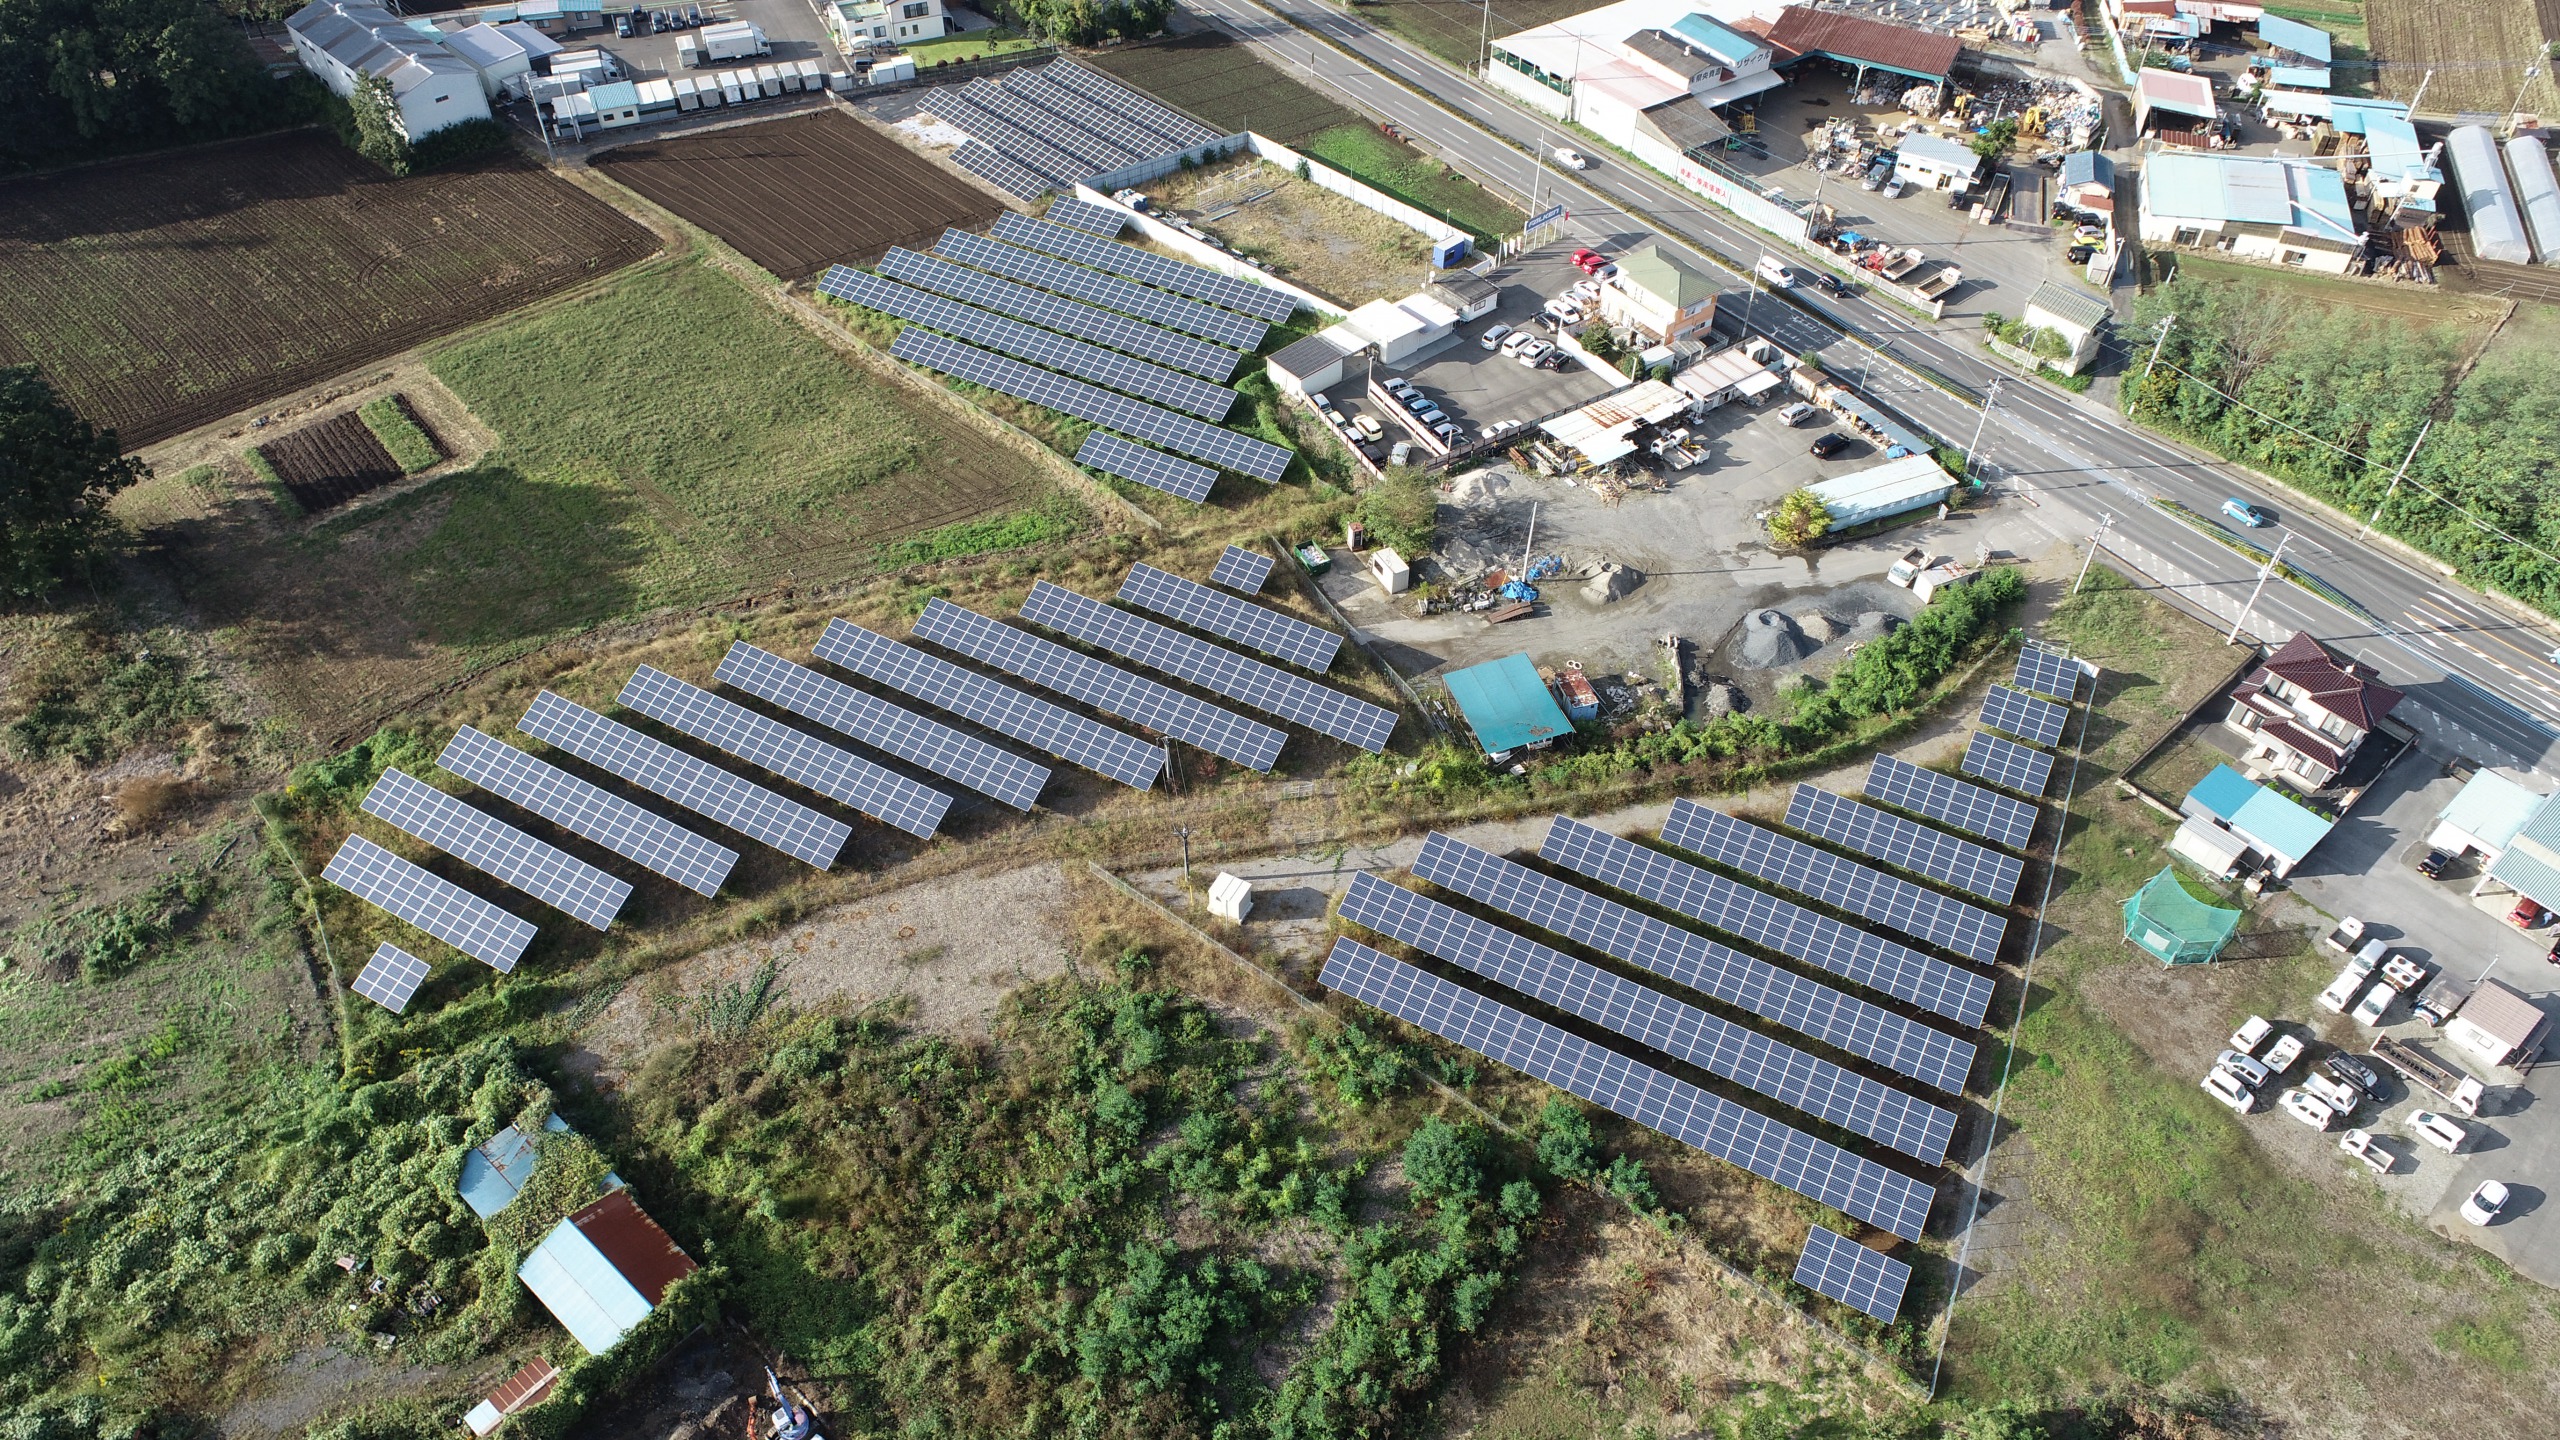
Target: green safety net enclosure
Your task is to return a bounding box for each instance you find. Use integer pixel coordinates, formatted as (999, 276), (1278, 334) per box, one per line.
(2122, 866), (2243, 964)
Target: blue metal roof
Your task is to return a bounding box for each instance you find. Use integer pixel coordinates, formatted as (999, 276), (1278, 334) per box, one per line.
(1670, 12), (1761, 66)
(519, 1220), (655, 1354)
(2269, 65), (2331, 90)
(2488, 793), (2560, 908)
(2186, 764), (2258, 821)
(2229, 786), (2334, 865)
(2258, 14), (2332, 64)
(2060, 151), (2113, 190)
(1444, 654), (1573, 756)
(457, 1114), (623, 1219)
(2144, 152), (2357, 240)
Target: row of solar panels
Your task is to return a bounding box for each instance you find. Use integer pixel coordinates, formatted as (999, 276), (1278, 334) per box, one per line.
(923, 59), (1222, 201)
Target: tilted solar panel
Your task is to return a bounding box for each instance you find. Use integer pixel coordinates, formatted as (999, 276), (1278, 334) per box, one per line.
(619, 667), (951, 841)
(1662, 801), (2009, 966)
(1044, 194), (1132, 238)
(716, 643), (1050, 812)
(813, 619), (1165, 790)
(1795, 1225), (1912, 1323)
(323, 834), (536, 973)
(1119, 562), (1340, 671)
(438, 726), (738, 898)
(950, 142), (1047, 200)
(876, 249), (1243, 380)
(1865, 754), (2038, 852)
(1040, 61), (1222, 149)
(351, 942), (431, 1015)
(517, 691), (852, 870)
(1980, 685), (2069, 747)
(1786, 786), (2024, 906)
(2014, 645), (2084, 702)
(362, 769), (631, 931)
(1208, 545), (1273, 594)
(936, 229), (1266, 348)
(1962, 732), (2055, 797)
(991, 211), (1300, 322)
(965, 80), (1123, 173)
(1002, 70), (1163, 159)
(921, 88), (1082, 186)
(1076, 431), (1216, 503)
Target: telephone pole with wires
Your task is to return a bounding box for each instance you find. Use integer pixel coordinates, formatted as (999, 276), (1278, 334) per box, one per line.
(2143, 314), (2175, 381)
(2229, 532), (2291, 646)
(2359, 419), (2432, 541)
(2074, 513), (2113, 594)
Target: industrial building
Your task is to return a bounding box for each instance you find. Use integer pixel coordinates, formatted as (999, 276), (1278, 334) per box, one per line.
(286, 1), (494, 139)
(2132, 67), (2217, 140)
(2137, 150), (2361, 273)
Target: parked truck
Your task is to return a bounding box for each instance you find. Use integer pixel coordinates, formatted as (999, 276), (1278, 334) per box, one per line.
(2372, 1036), (2486, 1116)
(698, 19), (769, 63)
(1887, 547), (1932, 588)
(1912, 561), (1977, 602)
(1912, 263), (1964, 300)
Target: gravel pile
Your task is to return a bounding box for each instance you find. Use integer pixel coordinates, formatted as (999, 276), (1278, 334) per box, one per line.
(1736, 609), (1815, 668)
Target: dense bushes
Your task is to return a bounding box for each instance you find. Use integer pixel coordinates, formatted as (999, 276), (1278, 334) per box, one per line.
(1354, 466), (1438, 557)
(0, 0), (331, 171)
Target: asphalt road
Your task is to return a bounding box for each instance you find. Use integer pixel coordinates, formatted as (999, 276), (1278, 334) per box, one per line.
(1180, 0), (2560, 773)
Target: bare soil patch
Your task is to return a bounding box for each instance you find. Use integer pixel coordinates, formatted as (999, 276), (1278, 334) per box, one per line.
(2364, 0), (2560, 116)
(1144, 159), (1434, 307)
(258, 411), (403, 514)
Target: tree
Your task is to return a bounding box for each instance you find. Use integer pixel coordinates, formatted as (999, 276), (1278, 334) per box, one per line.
(1355, 464), (1438, 555)
(0, 366), (146, 602)
(1401, 1118), (1484, 1203)
(0, 0), (320, 171)
(1002, 0), (1172, 45)
(1767, 488), (1831, 549)
(347, 74), (411, 175)
(1970, 117), (2018, 159)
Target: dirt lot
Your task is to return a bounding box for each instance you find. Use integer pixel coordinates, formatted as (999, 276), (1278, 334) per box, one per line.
(2364, 0), (2560, 116)
(1141, 159), (1434, 306)
(0, 132), (658, 448)
(592, 109), (1008, 280)
(257, 410), (405, 514)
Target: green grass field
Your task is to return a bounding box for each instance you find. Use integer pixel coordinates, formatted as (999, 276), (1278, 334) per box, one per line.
(903, 28), (1046, 64)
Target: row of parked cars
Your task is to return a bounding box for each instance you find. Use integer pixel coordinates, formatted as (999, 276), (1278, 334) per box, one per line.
(2203, 1017), (2487, 1191)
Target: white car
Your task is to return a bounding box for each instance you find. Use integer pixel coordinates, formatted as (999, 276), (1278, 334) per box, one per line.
(2461, 1180), (2511, 1225)
(2339, 1128), (2394, 1175)
(2229, 1015), (2273, 1055)
(2261, 1033), (2304, 1075)
(2214, 1049), (2272, 1090)
(1554, 146), (1590, 169)
(1480, 323), (1513, 351)
(2409, 1109), (2468, 1153)
(2278, 1088), (2338, 1130)
(1881, 177), (1907, 199)
(2201, 1067), (2255, 1113)
(1544, 299), (1585, 325)
(1776, 402), (1817, 426)
(2301, 1071), (2358, 1115)
(1568, 279), (1603, 306)
(2317, 964), (2370, 1014)
(1516, 340), (1552, 367)
(1499, 331), (1536, 355)
(1353, 413), (1383, 441)
(2351, 982), (2396, 1027)
(1754, 256), (1797, 287)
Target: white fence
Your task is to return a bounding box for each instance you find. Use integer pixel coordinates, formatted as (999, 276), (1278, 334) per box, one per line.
(1073, 182), (1343, 321)
(1245, 133), (1474, 252)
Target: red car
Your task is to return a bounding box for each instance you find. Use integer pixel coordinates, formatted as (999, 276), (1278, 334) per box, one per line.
(1571, 248), (1609, 274)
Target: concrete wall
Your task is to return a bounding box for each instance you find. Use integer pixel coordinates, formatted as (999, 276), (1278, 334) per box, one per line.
(1245, 133), (1473, 250)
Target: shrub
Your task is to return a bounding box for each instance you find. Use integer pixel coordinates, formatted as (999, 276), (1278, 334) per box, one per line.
(1355, 465), (1438, 556)
(1768, 488), (1831, 548)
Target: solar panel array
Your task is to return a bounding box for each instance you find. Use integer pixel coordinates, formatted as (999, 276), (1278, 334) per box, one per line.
(1865, 754), (2038, 852)
(619, 667), (950, 841)
(1020, 582), (1394, 752)
(926, 88), (1084, 187)
(1787, 786), (2024, 906)
(1322, 938), (1935, 1240)
(438, 726), (738, 897)
(1120, 562), (1340, 671)
(1796, 1225), (1912, 1323)
(2014, 645), (2084, 702)
(1963, 732), (2055, 797)
(1077, 431), (1216, 503)
(1413, 832), (1974, 1093)
(991, 211), (1298, 323)
(966, 80), (1122, 172)
(1980, 685), (2069, 747)
(518, 691), (852, 869)
(892, 329), (1290, 483)
(914, 599), (1286, 770)
(1045, 195), (1129, 238)
(1663, 801), (2008, 966)
(950, 142), (1048, 200)
(1209, 545), (1272, 593)
(716, 643), (1050, 812)
(324, 834), (537, 973)
(351, 942), (431, 1015)
(815, 619), (1166, 790)
(878, 248), (1242, 381)
(1040, 60), (1222, 149)
(1005, 68), (1171, 157)
(1542, 816), (1991, 1027)
(362, 769), (631, 931)
(937, 229), (1264, 348)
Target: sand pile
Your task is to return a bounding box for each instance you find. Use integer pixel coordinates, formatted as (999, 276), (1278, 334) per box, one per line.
(1796, 612), (1846, 642)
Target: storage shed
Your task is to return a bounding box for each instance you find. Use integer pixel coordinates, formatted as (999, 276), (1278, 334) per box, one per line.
(1264, 333), (1350, 402)
(1444, 654), (1574, 759)
(1893, 133), (1982, 191)
(1803, 452), (1952, 529)
(2428, 769), (2548, 863)
(517, 1189), (698, 1355)
(2446, 979), (2549, 1069)
(2059, 150), (2115, 208)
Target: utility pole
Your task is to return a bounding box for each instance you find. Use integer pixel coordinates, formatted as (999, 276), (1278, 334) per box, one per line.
(2506, 66), (2543, 137)
(2143, 313), (2175, 381)
(2359, 419), (2432, 541)
(1961, 377), (2004, 484)
(2074, 514), (2113, 594)
(2228, 532), (2291, 646)
(2411, 69), (2435, 114)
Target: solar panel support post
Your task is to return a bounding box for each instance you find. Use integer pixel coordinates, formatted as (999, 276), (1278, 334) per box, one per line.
(1174, 824), (1192, 882)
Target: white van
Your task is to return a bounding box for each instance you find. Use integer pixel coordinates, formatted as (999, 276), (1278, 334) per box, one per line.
(1755, 256), (1797, 287)
(2317, 963), (2370, 1014)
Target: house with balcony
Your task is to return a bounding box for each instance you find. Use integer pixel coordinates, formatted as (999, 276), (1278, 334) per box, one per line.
(831, 0), (943, 48)
(1599, 241), (1718, 344)
(2222, 631), (2402, 790)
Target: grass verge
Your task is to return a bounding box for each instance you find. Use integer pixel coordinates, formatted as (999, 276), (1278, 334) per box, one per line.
(357, 396), (442, 473)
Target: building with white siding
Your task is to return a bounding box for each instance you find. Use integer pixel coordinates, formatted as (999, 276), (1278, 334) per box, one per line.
(287, 1), (493, 139)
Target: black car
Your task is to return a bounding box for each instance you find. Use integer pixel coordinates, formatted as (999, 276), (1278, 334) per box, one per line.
(2323, 1052), (2383, 1098)
(2417, 848), (2454, 879)
(2067, 245), (2096, 264)
(1813, 272), (1847, 296)
(1809, 432), (1850, 458)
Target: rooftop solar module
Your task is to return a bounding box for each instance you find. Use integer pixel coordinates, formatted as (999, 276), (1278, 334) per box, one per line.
(991, 211), (1300, 322)
(1208, 545), (1273, 593)
(936, 229), (1266, 348)
(1796, 1225), (1912, 1322)
(2014, 645), (2084, 702)
(1002, 70), (1164, 158)
(921, 89), (1081, 186)
(362, 769), (631, 931)
(1786, 787), (2024, 906)
(950, 142), (1047, 200)
(1044, 194), (1130, 237)
(324, 834), (537, 973)
(965, 80), (1123, 172)
(715, 643), (1050, 812)
(1076, 431), (1215, 503)
(814, 619), (1166, 789)
(1323, 938), (1935, 1240)
(1041, 61), (1222, 149)
(1541, 816), (1992, 1028)
(913, 599), (1286, 770)
(1662, 801), (2009, 966)
(1962, 732), (2055, 797)
(1119, 562), (1340, 671)
(1864, 754), (2038, 852)
(876, 249), (1243, 380)
(351, 942), (431, 1015)
(1980, 685), (2069, 747)
(438, 727), (738, 898)
(1020, 583), (1395, 752)
(619, 667), (950, 841)
(1410, 831), (1974, 1093)
(517, 691), (851, 869)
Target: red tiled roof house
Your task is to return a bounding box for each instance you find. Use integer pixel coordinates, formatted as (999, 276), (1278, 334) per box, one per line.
(2222, 632), (2402, 790)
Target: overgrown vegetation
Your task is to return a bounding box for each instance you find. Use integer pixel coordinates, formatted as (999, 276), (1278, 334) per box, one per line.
(2, 618), (214, 765)
(0, 0), (330, 171)
(357, 397), (442, 474)
(0, 364), (150, 601)
(1354, 466), (1438, 556)
(1768, 488), (1831, 549)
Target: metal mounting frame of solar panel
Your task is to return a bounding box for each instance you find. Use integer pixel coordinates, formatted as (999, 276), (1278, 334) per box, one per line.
(1075, 432), (1216, 503)
(992, 212), (1300, 323)
(351, 942), (432, 1015)
(1540, 815), (1991, 1027)
(362, 768), (632, 930)
(1001, 69), (1169, 158)
(1409, 831), (1974, 1093)
(2014, 644), (2084, 703)
(1208, 545), (1273, 594)
(1120, 562), (1339, 671)
(1962, 731), (2055, 797)
(922, 89), (1083, 186)
(517, 691), (851, 869)
(1021, 582), (1394, 752)
(1663, 800), (2009, 967)
(1980, 685), (2069, 747)
(1044, 195), (1131, 238)
(1864, 754), (2038, 852)
(936, 229), (1265, 349)
(1786, 786), (2024, 906)
(324, 833), (537, 972)
(913, 599), (1286, 770)
(814, 619), (1166, 790)
(715, 643), (1050, 812)
(964, 80), (1124, 173)
(1041, 61), (1222, 148)
(1795, 1225), (1912, 1322)
(950, 143), (1048, 200)
(874, 250), (1242, 381)
(619, 666), (951, 841)
(438, 726), (738, 897)
(1322, 938), (1935, 1240)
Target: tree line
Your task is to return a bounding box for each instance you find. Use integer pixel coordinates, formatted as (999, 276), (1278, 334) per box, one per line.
(0, 0), (327, 172)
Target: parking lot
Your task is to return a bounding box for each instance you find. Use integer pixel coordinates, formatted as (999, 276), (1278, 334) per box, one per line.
(556, 0), (842, 84)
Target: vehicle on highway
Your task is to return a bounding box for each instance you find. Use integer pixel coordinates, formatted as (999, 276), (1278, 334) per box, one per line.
(2408, 1109), (2468, 1153)
(2461, 1179), (2511, 1225)
(2323, 1052), (2383, 1098)
(2352, 982), (2396, 1027)
(2339, 1128), (2394, 1174)
(2215, 1049), (2273, 1090)
(1809, 432), (1850, 458)
(1501, 331), (1536, 355)
(1354, 414), (1383, 441)
(1777, 402), (1817, 426)
(2201, 1066), (2255, 1113)
(2262, 1033), (2304, 1075)
(2222, 497), (2271, 527)
(1517, 340), (1552, 367)
(1554, 146), (1589, 169)
(2417, 847), (2454, 879)
(1813, 272), (1850, 296)
(2279, 1088), (2338, 1130)
(2229, 1015), (2273, 1055)
(1755, 256), (1797, 286)
(1480, 323), (1513, 351)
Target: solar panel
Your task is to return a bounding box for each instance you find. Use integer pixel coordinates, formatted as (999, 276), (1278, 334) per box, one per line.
(1075, 432), (1216, 503)
(1045, 194), (1130, 237)
(517, 691), (851, 869)
(921, 88), (1081, 186)
(361, 769), (631, 931)
(1002, 69), (1164, 158)
(1980, 686), (2069, 747)
(877, 249), (1243, 381)
(814, 619), (1166, 790)
(1662, 801), (2008, 966)
(1410, 831), (1974, 1094)
(965, 80), (1123, 173)
(1962, 732), (2055, 797)
(1208, 545), (1273, 594)
(1541, 816), (1991, 1028)
(1322, 939), (1935, 1241)
(913, 599), (1286, 770)
(1020, 582), (1395, 752)
(1119, 562), (1340, 671)
(936, 229), (1266, 348)
(715, 643), (1050, 812)
(1786, 786), (2024, 906)
(1795, 1225), (1912, 1323)
(950, 142), (1047, 200)
(892, 328), (1289, 482)
(1865, 754), (2038, 852)
(991, 212), (1299, 322)
(323, 834), (537, 973)
(2014, 645), (2084, 702)
(438, 726), (738, 898)
(1040, 61), (1222, 149)
(819, 267), (1238, 419)
(351, 942), (431, 1015)
(618, 667), (950, 841)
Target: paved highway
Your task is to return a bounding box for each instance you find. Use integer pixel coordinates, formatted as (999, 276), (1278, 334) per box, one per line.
(1181, 0), (2560, 772)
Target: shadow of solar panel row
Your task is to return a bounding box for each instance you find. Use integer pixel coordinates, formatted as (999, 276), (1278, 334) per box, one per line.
(518, 691), (851, 869)
(439, 726), (738, 897)
(875, 249), (1241, 381)
(1962, 731), (2055, 797)
(1120, 562), (1339, 671)
(950, 142), (1048, 200)
(325, 834), (536, 973)
(2014, 645), (2085, 702)
(892, 328), (1289, 482)
(922, 88), (1085, 187)
(1322, 939), (1934, 1240)
(1980, 685), (2069, 747)
(352, 942), (431, 1015)
(914, 599), (1286, 770)
(1787, 786), (2024, 906)
(815, 619), (1166, 790)
(1040, 60), (1222, 149)
(362, 769), (631, 930)
(1412, 830), (1974, 1093)
(1044, 195), (1130, 238)
(1796, 1225), (1912, 1322)
(1542, 816), (1991, 1027)
(936, 229), (1264, 348)
(992, 211), (1299, 323)
(1864, 754), (2037, 852)
(1663, 801), (2008, 966)
(1021, 583), (1395, 752)
(1075, 432), (1217, 503)
(716, 643), (1050, 812)
(1350, 866), (1954, 1161)
(1003, 69), (1169, 158)
(964, 80), (1126, 173)
(1208, 545), (1273, 593)
(620, 667), (950, 841)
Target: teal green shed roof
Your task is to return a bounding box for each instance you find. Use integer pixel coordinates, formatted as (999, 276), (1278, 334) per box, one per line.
(1444, 655), (1572, 755)
(2229, 786), (2333, 863)
(2186, 764), (2258, 821)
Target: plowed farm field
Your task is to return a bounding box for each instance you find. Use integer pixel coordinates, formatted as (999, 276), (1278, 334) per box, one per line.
(259, 410), (405, 514)
(2364, 0), (2560, 115)
(592, 110), (1007, 280)
(0, 131), (657, 449)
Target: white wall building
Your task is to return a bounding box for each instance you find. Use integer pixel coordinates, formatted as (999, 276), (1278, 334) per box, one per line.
(288, 1), (493, 138)
(439, 22), (534, 99)
(830, 0), (945, 48)
(1485, 0), (1782, 168)
(2138, 149), (2364, 274)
